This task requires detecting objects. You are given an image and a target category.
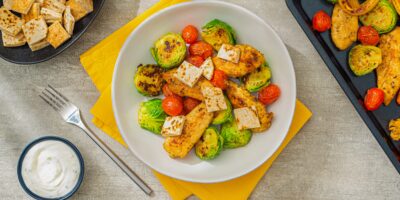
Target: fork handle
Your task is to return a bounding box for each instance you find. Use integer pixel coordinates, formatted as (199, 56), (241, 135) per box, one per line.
(76, 120), (153, 196)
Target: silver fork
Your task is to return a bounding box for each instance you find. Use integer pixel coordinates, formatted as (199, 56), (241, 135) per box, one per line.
(39, 85), (153, 196)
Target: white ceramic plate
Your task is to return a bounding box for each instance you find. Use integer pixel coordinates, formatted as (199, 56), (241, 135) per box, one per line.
(112, 1), (296, 183)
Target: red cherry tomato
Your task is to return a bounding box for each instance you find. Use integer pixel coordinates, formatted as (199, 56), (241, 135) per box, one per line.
(182, 25), (198, 44)
(183, 97), (201, 114)
(312, 10), (331, 32)
(189, 41), (213, 59)
(358, 26), (379, 46)
(186, 55), (204, 67)
(258, 84), (281, 105)
(210, 70), (228, 90)
(364, 88), (384, 111)
(162, 96), (184, 116)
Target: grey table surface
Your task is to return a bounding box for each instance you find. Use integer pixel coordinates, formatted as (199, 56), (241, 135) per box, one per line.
(1, 0), (400, 199)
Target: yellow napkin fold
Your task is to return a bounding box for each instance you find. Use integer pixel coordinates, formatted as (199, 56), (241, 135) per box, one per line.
(80, 1), (312, 199)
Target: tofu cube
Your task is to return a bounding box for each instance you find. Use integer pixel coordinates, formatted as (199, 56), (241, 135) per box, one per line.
(200, 57), (214, 80)
(41, 7), (62, 23)
(42, 0), (66, 13)
(35, 0), (45, 5)
(63, 6), (75, 35)
(201, 86), (227, 112)
(66, 0), (93, 21)
(22, 3), (41, 22)
(11, 0), (35, 14)
(2, 31), (26, 47)
(233, 107), (261, 130)
(0, 7), (25, 36)
(22, 17), (48, 44)
(161, 116), (186, 137)
(46, 21), (70, 48)
(28, 38), (50, 51)
(174, 61), (203, 88)
(3, 0), (13, 10)
(217, 44), (241, 63)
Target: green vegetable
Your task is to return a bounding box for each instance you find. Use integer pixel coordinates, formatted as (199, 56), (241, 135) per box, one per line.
(195, 127), (224, 160)
(242, 62), (271, 92)
(221, 120), (252, 148)
(201, 19), (236, 51)
(212, 96), (233, 125)
(348, 45), (382, 76)
(151, 33), (186, 69)
(134, 64), (163, 96)
(327, 0), (337, 4)
(138, 99), (167, 135)
(360, 0), (397, 34)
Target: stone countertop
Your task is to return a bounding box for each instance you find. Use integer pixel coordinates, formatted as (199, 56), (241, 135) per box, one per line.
(1, 0), (399, 199)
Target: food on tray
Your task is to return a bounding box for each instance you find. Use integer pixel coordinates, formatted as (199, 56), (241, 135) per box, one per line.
(364, 88), (385, 111)
(0, 0), (93, 51)
(359, 0), (397, 34)
(392, 0), (400, 15)
(201, 19), (236, 51)
(357, 26), (380, 46)
(338, 0), (379, 16)
(348, 45), (382, 76)
(195, 127), (224, 160)
(327, 0), (338, 4)
(312, 10), (331, 32)
(331, 4), (358, 50)
(389, 118), (400, 140)
(135, 19), (281, 160)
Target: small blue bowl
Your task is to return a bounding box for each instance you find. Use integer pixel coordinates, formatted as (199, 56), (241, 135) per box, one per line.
(17, 136), (85, 200)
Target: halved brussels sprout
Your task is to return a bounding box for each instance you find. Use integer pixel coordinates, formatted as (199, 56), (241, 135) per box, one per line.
(201, 19), (236, 51)
(221, 120), (252, 148)
(212, 96), (233, 125)
(242, 62), (271, 92)
(138, 99), (167, 135)
(349, 45), (382, 76)
(195, 127), (224, 160)
(360, 0), (397, 34)
(134, 64), (163, 96)
(151, 33), (186, 69)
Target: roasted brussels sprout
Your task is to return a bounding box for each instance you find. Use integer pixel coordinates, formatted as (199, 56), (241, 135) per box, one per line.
(134, 64), (163, 96)
(195, 127), (224, 160)
(221, 120), (252, 148)
(360, 0), (397, 34)
(212, 96), (233, 125)
(242, 62), (271, 92)
(201, 19), (236, 51)
(138, 99), (167, 135)
(349, 45), (382, 76)
(151, 33), (186, 69)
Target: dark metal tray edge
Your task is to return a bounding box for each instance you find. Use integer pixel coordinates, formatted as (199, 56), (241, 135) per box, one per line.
(286, 0), (400, 174)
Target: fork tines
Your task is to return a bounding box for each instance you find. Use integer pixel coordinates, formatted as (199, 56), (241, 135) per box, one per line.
(39, 85), (70, 112)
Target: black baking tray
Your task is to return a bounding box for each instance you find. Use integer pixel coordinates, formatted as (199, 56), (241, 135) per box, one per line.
(286, 0), (400, 173)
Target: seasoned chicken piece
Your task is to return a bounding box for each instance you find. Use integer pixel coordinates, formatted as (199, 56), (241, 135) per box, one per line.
(225, 81), (273, 132)
(331, 4), (358, 50)
(212, 44), (265, 77)
(163, 103), (214, 158)
(162, 69), (213, 100)
(377, 27), (400, 105)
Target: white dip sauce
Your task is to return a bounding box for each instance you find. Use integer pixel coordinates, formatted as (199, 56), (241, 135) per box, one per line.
(21, 140), (81, 198)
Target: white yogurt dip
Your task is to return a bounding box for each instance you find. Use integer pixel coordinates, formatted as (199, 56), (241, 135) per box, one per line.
(21, 140), (81, 198)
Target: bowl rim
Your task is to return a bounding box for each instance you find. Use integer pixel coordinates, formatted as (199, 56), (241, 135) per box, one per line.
(17, 136), (85, 200)
(112, 0), (296, 183)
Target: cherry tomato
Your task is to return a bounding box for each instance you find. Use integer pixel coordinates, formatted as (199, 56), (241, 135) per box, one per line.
(358, 26), (379, 46)
(162, 96), (184, 116)
(183, 97), (201, 114)
(258, 84), (281, 105)
(312, 10), (331, 32)
(186, 55), (204, 67)
(189, 41), (213, 59)
(211, 70), (228, 90)
(182, 25), (198, 44)
(364, 88), (384, 111)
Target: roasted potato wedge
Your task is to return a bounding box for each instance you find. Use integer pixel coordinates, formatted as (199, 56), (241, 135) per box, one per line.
(331, 4), (358, 50)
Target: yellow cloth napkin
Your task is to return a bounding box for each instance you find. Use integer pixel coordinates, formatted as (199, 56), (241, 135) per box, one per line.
(80, 1), (312, 199)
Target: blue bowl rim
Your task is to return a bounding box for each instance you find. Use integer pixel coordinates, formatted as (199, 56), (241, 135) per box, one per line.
(17, 136), (85, 200)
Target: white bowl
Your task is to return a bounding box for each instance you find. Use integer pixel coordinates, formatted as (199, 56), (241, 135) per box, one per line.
(112, 1), (296, 183)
